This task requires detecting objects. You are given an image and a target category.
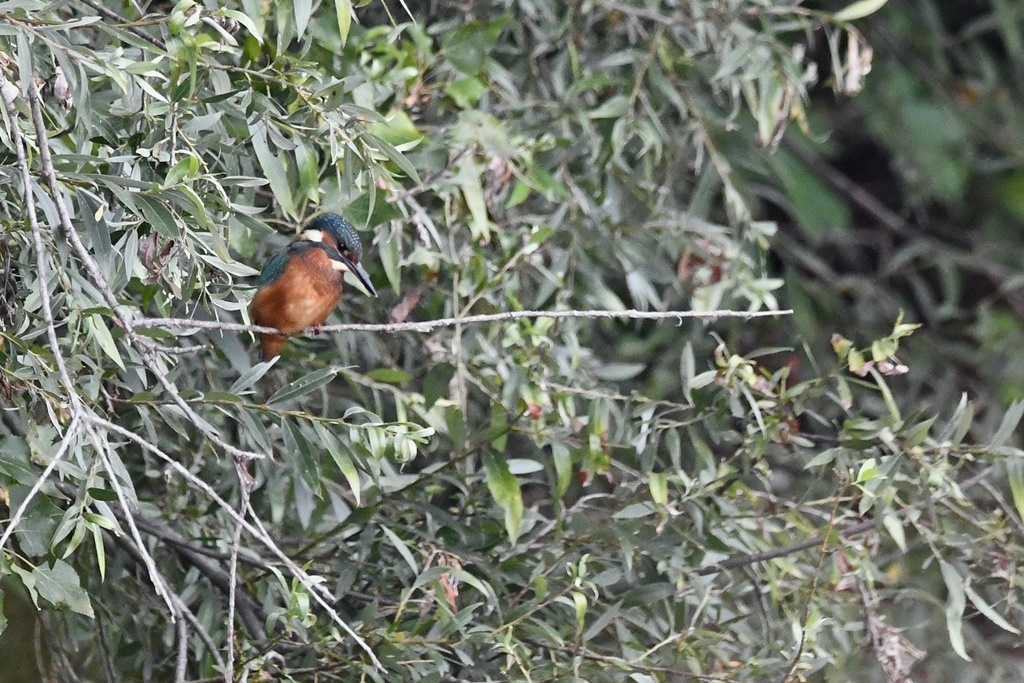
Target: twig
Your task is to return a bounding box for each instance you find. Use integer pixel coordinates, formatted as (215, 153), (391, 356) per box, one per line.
(77, 0), (167, 51)
(89, 424), (177, 616)
(175, 611), (187, 683)
(132, 308), (794, 336)
(226, 458), (254, 682)
(0, 411), (82, 551)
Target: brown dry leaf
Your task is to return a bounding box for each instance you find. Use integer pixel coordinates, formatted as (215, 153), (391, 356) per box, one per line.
(390, 289), (421, 324)
(866, 609), (925, 683)
(843, 29), (874, 95)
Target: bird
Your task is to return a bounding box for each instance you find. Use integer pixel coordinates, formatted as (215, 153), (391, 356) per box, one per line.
(250, 214), (377, 358)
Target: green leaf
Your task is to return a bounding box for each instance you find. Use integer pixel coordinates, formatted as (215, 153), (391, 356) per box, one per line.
(87, 487), (118, 502)
(1007, 458), (1024, 524)
(294, 141), (320, 202)
(804, 448), (841, 469)
(33, 560), (95, 617)
(446, 76), (489, 108)
(992, 399), (1024, 448)
(328, 440), (362, 506)
(964, 582), (1020, 635)
(614, 502), (656, 519)
(283, 419), (322, 498)
(482, 452), (522, 544)
(551, 442), (572, 498)
(229, 357), (279, 395)
(834, 0), (888, 21)
(223, 9), (261, 42)
(251, 121), (296, 217)
(882, 511), (906, 552)
(92, 524), (106, 582)
(293, 0), (311, 39)
(455, 157), (490, 242)
(267, 367), (339, 405)
(87, 314), (125, 370)
(648, 472), (667, 506)
(423, 363), (455, 410)
(336, 0), (351, 46)
(365, 368), (413, 385)
(366, 133), (422, 185)
(163, 155), (198, 188)
(378, 221), (402, 293)
(940, 561), (971, 661)
(445, 406), (466, 448)
(379, 524), (419, 574)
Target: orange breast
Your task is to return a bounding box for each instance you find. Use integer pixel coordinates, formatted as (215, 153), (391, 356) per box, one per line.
(250, 247), (345, 335)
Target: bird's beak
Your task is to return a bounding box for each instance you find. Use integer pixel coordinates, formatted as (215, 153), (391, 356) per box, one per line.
(344, 255), (377, 297)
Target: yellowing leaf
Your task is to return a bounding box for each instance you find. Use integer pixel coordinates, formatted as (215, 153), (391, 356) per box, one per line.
(834, 0), (888, 21)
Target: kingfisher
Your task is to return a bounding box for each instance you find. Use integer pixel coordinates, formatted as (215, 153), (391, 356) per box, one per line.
(250, 213), (377, 358)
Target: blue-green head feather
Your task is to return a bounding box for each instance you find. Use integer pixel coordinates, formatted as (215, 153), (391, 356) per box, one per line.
(308, 213), (364, 262)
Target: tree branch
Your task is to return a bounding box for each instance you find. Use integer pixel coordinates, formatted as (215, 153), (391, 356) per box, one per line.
(133, 308), (794, 337)
(77, 0), (168, 51)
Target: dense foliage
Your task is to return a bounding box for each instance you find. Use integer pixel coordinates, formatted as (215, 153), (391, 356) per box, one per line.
(3, 0), (1024, 681)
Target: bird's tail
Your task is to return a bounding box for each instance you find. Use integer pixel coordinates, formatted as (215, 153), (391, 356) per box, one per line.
(260, 333), (289, 360)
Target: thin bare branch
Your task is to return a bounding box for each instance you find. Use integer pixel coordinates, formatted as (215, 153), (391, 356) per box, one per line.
(225, 459), (254, 683)
(0, 70), (80, 406)
(88, 423), (177, 616)
(23, 77), (263, 461)
(87, 415), (384, 670)
(77, 0), (167, 51)
(133, 307), (794, 337)
(0, 410), (83, 552)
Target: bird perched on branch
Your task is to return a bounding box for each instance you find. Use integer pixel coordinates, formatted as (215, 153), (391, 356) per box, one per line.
(250, 213), (377, 358)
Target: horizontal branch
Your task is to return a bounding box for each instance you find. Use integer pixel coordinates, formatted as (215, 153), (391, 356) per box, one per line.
(132, 308), (794, 336)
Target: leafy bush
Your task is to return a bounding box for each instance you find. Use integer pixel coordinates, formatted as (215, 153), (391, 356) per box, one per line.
(2, 1), (1024, 681)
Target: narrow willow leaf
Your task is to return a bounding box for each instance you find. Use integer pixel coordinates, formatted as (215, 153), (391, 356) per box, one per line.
(92, 524), (106, 581)
(87, 315), (125, 370)
(423, 363), (455, 410)
(328, 439), (362, 506)
(992, 400), (1024, 448)
(251, 121), (296, 217)
(882, 511), (906, 552)
(648, 472), (668, 506)
(482, 452), (522, 543)
(229, 357), (279, 395)
(379, 524), (419, 574)
(939, 561), (971, 661)
(963, 582), (1020, 635)
(336, 0), (352, 46)
(267, 367), (338, 405)
(283, 419), (322, 498)
(455, 158), (489, 241)
(834, 0), (888, 21)
(294, 0), (312, 40)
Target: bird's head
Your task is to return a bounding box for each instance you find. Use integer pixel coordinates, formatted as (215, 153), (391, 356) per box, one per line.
(301, 213), (377, 297)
